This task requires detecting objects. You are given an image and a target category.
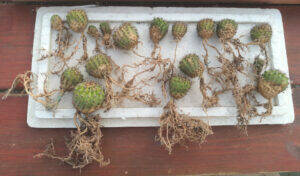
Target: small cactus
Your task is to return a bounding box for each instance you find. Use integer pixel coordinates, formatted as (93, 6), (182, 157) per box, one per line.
(66, 9), (88, 33)
(60, 67), (84, 91)
(179, 54), (204, 78)
(51, 15), (63, 31)
(253, 57), (265, 75)
(87, 25), (100, 38)
(113, 23), (139, 50)
(258, 70), (288, 99)
(99, 22), (112, 36)
(197, 19), (215, 39)
(73, 81), (106, 114)
(85, 53), (112, 79)
(150, 17), (169, 44)
(217, 19), (238, 40)
(169, 76), (191, 99)
(172, 22), (187, 41)
(250, 24), (272, 44)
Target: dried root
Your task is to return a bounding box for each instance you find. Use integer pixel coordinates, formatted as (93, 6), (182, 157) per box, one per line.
(157, 100), (213, 154)
(2, 71), (60, 110)
(35, 112), (110, 170)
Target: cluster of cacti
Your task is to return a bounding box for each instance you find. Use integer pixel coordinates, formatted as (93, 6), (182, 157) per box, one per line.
(4, 9), (292, 167)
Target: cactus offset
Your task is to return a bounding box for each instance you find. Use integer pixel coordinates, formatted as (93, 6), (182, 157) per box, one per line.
(85, 53), (112, 79)
(172, 22), (187, 41)
(100, 22), (112, 36)
(258, 70), (288, 99)
(217, 19), (238, 40)
(113, 23), (139, 50)
(51, 15), (63, 31)
(169, 76), (191, 99)
(73, 82), (106, 114)
(179, 54), (204, 78)
(66, 9), (88, 33)
(253, 57), (265, 75)
(150, 17), (169, 44)
(87, 25), (100, 38)
(250, 24), (272, 44)
(197, 19), (215, 39)
(60, 67), (84, 91)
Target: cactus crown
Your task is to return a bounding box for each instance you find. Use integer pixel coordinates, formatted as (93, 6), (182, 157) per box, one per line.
(100, 22), (112, 35)
(66, 9), (88, 33)
(262, 70), (288, 89)
(217, 19), (238, 40)
(85, 53), (112, 79)
(113, 23), (139, 50)
(197, 18), (215, 39)
(172, 22), (187, 41)
(150, 17), (169, 43)
(60, 67), (84, 91)
(51, 15), (63, 31)
(73, 82), (105, 114)
(87, 25), (100, 38)
(179, 54), (204, 78)
(250, 24), (272, 43)
(169, 76), (191, 99)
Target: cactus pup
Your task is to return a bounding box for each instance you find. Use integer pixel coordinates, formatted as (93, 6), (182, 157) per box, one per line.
(113, 23), (139, 50)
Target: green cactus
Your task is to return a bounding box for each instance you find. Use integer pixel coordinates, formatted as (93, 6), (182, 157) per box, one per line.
(197, 18), (215, 39)
(250, 24), (272, 44)
(85, 53), (112, 79)
(60, 67), (84, 91)
(87, 25), (100, 38)
(51, 15), (63, 31)
(66, 9), (88, 33)
(253, 57), (265, 75)
(172, 22), (187, 41)
(169, 76), (191, 99)
(179, 54), (204, 78)
(99, 22), (112, 35)
(150, 17), (169, 44)
(113, 23), (139, 50)
(217, 19), (238, 40)
(73, 81), (106, 114)
(258, 70), (288, 99)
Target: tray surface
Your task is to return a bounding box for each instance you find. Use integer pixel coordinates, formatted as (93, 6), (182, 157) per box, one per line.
(27, 6), (294, 128)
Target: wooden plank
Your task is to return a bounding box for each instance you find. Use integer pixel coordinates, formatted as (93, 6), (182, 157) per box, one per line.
(0, 5), (299, 90)
(0, 88), (299, 175)
(4, 0), (300, 5)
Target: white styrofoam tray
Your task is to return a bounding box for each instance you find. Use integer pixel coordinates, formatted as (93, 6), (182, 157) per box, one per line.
(27, 6), (294, 128)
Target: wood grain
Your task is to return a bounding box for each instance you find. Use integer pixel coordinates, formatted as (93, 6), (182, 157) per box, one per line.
(0, 89), (299, 176)
(4, 0), (300, 5)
